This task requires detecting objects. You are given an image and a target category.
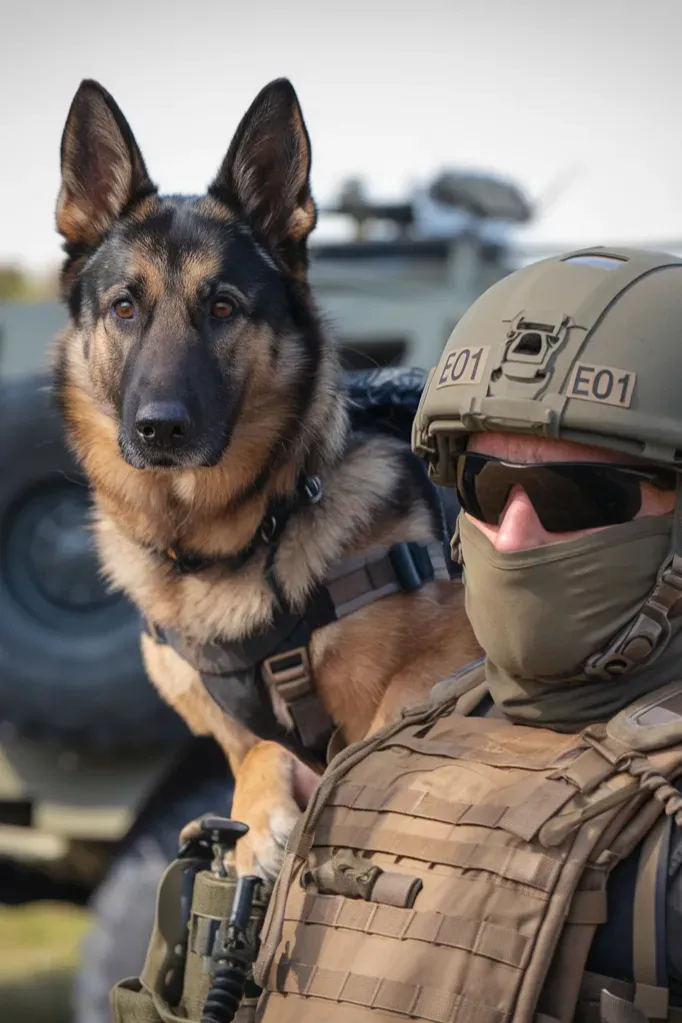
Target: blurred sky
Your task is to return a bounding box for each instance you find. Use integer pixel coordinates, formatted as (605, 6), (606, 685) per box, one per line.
(1, 0), (682, 269)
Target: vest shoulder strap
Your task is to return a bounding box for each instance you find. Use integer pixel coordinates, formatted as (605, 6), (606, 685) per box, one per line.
(427, 657), (487, 711)
(609, 679), (682, 753)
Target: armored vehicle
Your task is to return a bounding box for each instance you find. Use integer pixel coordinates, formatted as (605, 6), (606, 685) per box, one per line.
(0, 171), (528, 1023)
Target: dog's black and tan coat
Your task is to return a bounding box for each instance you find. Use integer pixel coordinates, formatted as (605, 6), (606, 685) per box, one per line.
(53, 77), (481, 883)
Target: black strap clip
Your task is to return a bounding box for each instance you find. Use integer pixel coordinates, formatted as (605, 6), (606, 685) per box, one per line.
(302, 474), (323, 505)
(388, 541), (433, 593)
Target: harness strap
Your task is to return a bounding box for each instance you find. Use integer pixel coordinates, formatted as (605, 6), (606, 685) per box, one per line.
(145, 539), (449, 764)
(145, 615), (328, 763)
(323, 540), (447, 615)
(158, 473), (324, 576)
(259, 617), (333, 758)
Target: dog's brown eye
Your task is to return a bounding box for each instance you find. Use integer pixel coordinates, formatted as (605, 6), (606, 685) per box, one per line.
(112, 299), (135, 320)
(210, 300), (234, 319)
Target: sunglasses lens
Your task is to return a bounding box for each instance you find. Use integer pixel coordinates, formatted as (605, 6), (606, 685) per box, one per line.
(455, 454), (646, 532)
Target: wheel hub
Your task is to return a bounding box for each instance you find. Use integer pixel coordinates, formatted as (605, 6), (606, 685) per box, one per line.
(2, 481), (127, 629)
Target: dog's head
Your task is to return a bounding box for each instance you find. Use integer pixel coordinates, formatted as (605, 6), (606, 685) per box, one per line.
(55, 78), (337, 487)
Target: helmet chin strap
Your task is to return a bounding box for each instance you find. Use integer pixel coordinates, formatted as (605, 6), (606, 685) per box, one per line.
(582, 476), (682, 682)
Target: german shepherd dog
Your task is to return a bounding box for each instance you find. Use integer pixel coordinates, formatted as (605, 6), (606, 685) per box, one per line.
(53, 77), (481, 884)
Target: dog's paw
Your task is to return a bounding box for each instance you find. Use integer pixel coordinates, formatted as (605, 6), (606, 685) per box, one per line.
(177, 811), (241, 847)
(228, 740), (319, 887)
(235, 800), (300, 888)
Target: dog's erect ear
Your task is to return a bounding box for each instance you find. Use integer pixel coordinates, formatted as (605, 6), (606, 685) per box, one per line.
(209, 78), (316, 275)
(56, 79), (156, 250)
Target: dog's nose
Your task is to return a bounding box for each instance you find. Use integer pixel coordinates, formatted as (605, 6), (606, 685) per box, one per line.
(135, 402), (191, 448)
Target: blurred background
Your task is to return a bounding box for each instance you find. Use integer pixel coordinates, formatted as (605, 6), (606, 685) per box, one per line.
(1, 1), (682, 1020)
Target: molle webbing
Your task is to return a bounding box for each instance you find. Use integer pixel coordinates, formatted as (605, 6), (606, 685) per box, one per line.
(254, 671), (682, 1023)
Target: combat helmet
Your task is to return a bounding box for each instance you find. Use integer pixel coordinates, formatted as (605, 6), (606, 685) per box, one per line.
(413, 246), (682, 480)
(412, 245), (682, 679)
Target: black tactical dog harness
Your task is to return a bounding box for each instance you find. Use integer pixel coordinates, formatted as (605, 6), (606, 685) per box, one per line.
(145, 536), (448, 765)
(143, 368), (456, 767)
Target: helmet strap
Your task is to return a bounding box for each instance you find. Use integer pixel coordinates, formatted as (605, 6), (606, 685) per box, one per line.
(583, 475), (682, 681)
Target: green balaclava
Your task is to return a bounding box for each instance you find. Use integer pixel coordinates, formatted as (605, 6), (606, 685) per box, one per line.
(457, 512), (678, 729)
(412, 246), (682, 730)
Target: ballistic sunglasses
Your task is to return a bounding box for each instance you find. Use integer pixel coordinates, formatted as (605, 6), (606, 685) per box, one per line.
(455, 452), (677, 533)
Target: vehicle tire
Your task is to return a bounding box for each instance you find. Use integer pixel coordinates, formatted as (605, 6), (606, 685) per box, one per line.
(0, 373), (186, 751)
(74, 766), (234, 1023)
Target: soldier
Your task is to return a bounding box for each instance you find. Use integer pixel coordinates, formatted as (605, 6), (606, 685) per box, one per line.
(252, 247), (682, 1023)
(113, 246), (682, 1023)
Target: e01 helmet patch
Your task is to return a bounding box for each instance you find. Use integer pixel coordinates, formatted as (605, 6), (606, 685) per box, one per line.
(436, 346), (490, 388)
(566, 362), (636, 408)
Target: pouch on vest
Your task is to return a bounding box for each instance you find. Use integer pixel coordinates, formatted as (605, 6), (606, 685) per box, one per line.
(110, 818), (268, 1023)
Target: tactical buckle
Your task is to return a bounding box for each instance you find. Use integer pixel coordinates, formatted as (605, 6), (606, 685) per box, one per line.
(302, 474), (323, 505)
(262, 646), (313, 701)
(585, 554), (682, 681)
(259, 515), (279, 544)
(389, 542), (427, 592)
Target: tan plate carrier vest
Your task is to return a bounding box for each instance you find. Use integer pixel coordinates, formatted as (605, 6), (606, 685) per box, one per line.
(252, 667), (682, 1023)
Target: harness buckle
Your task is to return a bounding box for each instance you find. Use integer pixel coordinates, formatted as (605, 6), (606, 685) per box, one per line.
(388, 542), (427, 592)
(262, 646), (313, 701)
(302, 474), (323, 505)
(259, 515), (279, 544)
